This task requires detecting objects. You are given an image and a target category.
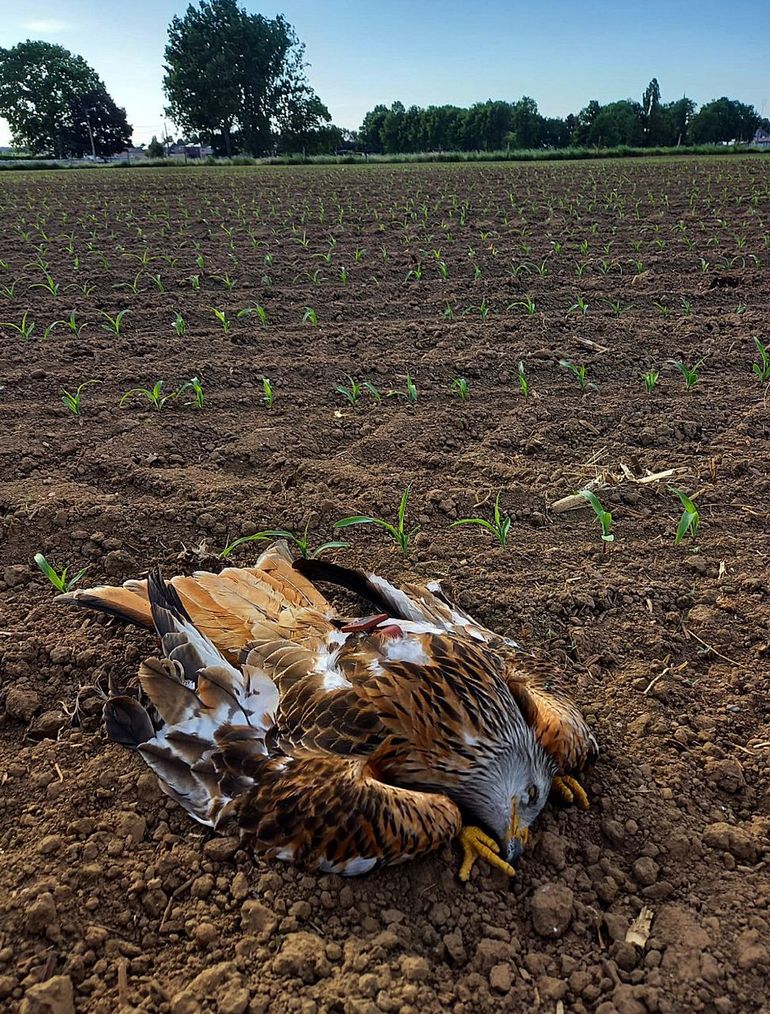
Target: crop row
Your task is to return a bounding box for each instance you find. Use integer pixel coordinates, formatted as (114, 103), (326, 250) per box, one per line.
(49, 342), (770, 416)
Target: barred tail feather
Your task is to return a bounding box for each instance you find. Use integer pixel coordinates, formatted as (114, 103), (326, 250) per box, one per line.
(104, 571), (279, 828)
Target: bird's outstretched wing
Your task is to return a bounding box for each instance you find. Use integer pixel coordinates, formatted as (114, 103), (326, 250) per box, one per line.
(58, 542), (335, 662)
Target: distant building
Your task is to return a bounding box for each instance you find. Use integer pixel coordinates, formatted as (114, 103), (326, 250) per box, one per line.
(751, 129), (770, 147)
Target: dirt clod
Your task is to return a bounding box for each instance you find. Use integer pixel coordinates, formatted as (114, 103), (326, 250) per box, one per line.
(530, 883), (574, 938)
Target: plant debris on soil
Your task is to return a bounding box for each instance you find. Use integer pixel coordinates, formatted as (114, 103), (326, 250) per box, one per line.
(1, 159), (769, 1013)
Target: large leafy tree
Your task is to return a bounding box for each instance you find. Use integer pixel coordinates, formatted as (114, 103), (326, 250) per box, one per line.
(68, 88), (132, 157)
(164, 0), (328, 155)
(0, 41), (130, 157)
(688, 97), (764, 143)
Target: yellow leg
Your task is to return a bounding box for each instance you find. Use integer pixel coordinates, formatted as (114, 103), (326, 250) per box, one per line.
(458, 826), (516, 882)
(551, 774), (590, 811)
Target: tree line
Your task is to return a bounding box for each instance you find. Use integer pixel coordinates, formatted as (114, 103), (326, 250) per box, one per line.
(359, 83), (768, 154)
(0, 1), (767, 160)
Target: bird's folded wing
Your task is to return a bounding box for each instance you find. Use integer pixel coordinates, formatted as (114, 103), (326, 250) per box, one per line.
(225, 747), (462, 874)
(502, 655), (599, 772)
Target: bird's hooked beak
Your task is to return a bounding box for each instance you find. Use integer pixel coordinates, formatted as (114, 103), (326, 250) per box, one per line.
(503, 799), (529, 865)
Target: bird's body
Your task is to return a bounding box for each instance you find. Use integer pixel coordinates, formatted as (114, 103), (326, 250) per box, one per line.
(59, 544), (596, 878)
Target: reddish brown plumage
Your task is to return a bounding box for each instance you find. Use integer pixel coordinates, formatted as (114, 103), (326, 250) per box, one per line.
(59, 543), (596, 874)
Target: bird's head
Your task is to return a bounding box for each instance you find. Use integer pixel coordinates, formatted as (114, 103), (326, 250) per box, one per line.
(462, 728), (557, 865)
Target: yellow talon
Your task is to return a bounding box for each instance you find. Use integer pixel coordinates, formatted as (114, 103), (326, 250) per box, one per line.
(551, 774), (590, 811)
(458, 825), (516, 882)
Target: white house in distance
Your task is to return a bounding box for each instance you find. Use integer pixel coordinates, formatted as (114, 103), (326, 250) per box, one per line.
(751, 129), (770, 147)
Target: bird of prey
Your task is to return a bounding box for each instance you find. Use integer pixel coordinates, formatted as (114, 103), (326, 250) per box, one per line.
(59, 543), (596, 879)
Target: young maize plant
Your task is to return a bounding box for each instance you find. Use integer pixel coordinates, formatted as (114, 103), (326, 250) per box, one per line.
(1, 311), (36, 339)
(262, 378), (275, 407)
(451, 377), (470, 400)
(120, 381), (177, 411)
(61, 380), (99, 416)
(211, 308), (232, 335)
(451, 491), (512, 547)
(34, 553), (88, 593)
(517, 362), (530, 397)
(238, 306), (268, 326)
(669, 358), (703, 389)
(334, 487), (419, 558)
(671, 488), (700, 545)
(172, 313), (187, 336)
(579, 490), (614, 545)
(642, 368), (660, 393)
(752, 338), (770, 382)
(336, 375), (364, 405)
(220, 521), (348, 561)
(180, 376), (205, 409)
(303, 307), (318, 326)
(560, 359), (597, 394)
(99, 309), (128, 336)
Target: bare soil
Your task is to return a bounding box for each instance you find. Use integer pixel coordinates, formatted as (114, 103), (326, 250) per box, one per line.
(0, 159), (769, 1013)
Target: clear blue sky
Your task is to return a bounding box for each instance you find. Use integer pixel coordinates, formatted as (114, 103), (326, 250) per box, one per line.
(1, 0), (768, 146)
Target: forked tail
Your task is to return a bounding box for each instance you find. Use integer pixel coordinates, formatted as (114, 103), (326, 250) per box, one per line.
(105, 570), (279, 827)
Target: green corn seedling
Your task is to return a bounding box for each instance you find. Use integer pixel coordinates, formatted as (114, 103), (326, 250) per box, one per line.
(237, 305), (268, 326)
(61, 380), (99, 416)
(221, 522), (348, 561)
(669, 358), (703, 389)
(99, 309), (128, 336)
(180, 376), (205, 409)
(303, 307), (318, 326)
(451, 377), (470, 400)
(752, 338), (770, 382)
(1, 310), (35, 339)
(517, 362), (530, 397)
(120, 380), (177, 411)
(336, 375), (364, 405)
(560, 359), (596, 393)
(642, 368), (660, 393)
(451, 491), (512, 547)
(579, 489), (614, 545)
(172, 313), (186, 336)
(211, 308), (232, 335)
(262, 378), (274, 407)
(34, 552), (88, 593)
(671, 488), (700, 545)
(334, 487), (419, 558)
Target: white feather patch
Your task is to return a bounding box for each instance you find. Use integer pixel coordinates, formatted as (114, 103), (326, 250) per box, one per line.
(384, 636), (431, 665)
(322, 670), (352, 691)
(319, 856), (377, 876)
(367, 574), (425, 621)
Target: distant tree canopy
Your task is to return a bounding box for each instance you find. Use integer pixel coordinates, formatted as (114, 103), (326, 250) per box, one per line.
(359, 82), (768, 153)
(0, 41), (131, 157)
(163, 0), (333, 156)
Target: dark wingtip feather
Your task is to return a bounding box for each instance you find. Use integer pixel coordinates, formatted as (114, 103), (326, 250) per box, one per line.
(104, 696), (155, 747)
(147, 567), (193, 636)
(293, 558), (391, 613)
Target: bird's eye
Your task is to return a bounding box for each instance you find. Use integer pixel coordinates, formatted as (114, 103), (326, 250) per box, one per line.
(527, 785), (538, 805)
